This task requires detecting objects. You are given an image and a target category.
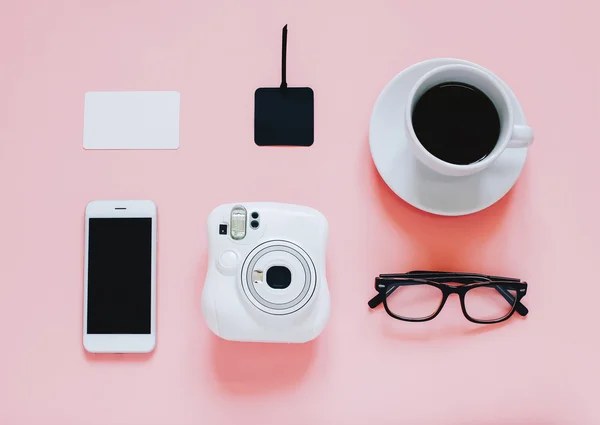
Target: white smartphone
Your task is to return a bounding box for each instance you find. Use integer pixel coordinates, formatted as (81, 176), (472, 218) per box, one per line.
(83, 200), (157, 353)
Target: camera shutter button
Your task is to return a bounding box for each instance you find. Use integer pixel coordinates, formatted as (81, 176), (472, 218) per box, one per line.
(217, 250), (238, 275)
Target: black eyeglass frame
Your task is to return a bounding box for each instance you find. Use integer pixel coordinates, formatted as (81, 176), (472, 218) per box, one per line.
(368, 270), (529, 324)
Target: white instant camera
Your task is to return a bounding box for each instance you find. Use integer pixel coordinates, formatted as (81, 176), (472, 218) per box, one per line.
(201, 202), (330, 343)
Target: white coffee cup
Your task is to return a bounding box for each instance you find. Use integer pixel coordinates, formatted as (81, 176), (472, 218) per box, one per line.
(405, 64), (534, 177)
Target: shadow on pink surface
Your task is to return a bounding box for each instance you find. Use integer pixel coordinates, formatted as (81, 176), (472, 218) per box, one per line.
(84, 351), (153, 362)
(367, 135), (530, 275)
(377, 314), (526, 341)
(208, 334), (316, 395)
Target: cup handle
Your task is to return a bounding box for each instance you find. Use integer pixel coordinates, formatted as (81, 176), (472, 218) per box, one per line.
(506, 125), (534, 148)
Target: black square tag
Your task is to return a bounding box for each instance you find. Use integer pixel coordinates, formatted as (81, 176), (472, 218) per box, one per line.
(254, 25), (314, 147)
(254, 87), (314, 146)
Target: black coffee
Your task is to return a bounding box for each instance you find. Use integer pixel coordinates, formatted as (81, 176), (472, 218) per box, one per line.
(411, 82), (501, 165)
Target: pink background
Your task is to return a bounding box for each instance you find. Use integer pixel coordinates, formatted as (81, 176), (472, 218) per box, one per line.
(0, 0), (598, 424)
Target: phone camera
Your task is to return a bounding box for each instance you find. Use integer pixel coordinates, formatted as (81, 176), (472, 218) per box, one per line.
(250, 220), (259, 229)
(251, 212), (259, 219)
(266, 266), (292, 289)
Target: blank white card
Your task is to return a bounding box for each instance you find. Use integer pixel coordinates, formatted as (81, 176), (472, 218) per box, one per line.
(83, 91), (180, 150)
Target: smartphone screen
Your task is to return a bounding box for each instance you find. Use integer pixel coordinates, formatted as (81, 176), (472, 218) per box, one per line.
(87, 218), (152, 334)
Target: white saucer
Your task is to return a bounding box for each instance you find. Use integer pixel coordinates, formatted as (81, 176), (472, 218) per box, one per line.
(369, 58), (529, 216)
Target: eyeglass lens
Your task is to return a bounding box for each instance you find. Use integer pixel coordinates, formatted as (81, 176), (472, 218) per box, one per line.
(464, 286), (517, 322)
(386, 284), (443, 320)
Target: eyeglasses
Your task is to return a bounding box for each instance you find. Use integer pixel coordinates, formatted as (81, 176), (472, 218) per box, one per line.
(368, 270), (529, 324)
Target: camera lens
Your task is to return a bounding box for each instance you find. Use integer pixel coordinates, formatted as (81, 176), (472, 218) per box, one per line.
(266, 266), (292, 289)
(250, 220), (259, 229)
(251, 212), (259, 219)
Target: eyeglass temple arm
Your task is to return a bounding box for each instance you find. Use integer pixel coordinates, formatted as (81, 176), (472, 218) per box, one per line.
(368, 286), (398, 309)
(382, 270), (522, 282)
(368, 271), (528, 316)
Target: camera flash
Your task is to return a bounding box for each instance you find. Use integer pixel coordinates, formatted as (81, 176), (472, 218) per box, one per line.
(230, 206), (247, 240)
